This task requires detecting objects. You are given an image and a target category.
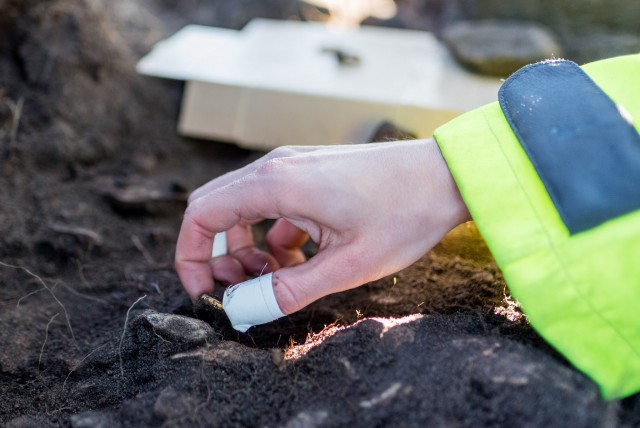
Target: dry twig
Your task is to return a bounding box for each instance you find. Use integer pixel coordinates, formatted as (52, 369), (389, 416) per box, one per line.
(119, 294), (147, 377)
(59, 282), (112, 306)
(131, 235), (155, 265)
(1, 93), (24, 142)
(49, 223), (104, 246)
(17, 281), (59, 307)
(8, 97), (24, 141)
(62, 342), (110, 391)
(39, 312), (60, 373)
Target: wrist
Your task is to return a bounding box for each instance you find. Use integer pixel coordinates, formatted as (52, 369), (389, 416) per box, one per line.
(420, 138), (472, 229)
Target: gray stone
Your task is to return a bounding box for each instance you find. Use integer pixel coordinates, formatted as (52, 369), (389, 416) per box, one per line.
(453, 0), (640, 34)
(138, 310), (214, 344)
(70, 411), (116, 428)
(443, 20), (563, 76)
(283, 410), (329, 428)
(434, 0), (640, 63)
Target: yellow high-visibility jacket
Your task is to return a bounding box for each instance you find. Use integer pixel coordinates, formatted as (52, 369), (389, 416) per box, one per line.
(434, 55), (640, 399)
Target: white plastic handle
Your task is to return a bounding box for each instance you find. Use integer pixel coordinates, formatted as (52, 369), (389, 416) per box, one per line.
(211, 232), (228, 257)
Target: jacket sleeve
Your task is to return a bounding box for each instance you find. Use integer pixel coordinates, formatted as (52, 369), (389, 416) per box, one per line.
(433, 55), (640, 399)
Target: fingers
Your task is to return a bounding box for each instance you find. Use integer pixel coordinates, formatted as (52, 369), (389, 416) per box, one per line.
(175, 209), (219, 298)
(175, 177), (281, 298)
(267, 219), (309, 267)
(208, 255), (245, 286)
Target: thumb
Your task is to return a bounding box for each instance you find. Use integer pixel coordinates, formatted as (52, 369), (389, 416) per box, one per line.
(222, 243), (372, 332)
(272, 243), (369, 315)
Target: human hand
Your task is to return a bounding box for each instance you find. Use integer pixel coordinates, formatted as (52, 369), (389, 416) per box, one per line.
(175, 139), (470, 316)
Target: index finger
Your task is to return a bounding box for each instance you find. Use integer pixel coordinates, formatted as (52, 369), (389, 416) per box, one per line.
(174, 177), (282, 298)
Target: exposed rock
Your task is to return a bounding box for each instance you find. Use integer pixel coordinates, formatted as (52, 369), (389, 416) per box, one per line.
(428, 0), (640, 63)
(452, 0), (640, 34)
(283, 410), (329, 428)
(70, 411), (116, 428)
(136, 310), (214, 344)
(442, 20), (563, 76)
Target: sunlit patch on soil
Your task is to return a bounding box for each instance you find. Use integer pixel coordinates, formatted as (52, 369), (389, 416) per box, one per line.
(285, 321), (346, 360)
(432, 222), (496, 268)
(285, 314), (423, 360)
(494, 292), (525, 322)
(367, 313), (424, 337)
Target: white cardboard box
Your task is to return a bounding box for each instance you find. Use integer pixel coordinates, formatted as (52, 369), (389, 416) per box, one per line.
(137, 19), (501, 150)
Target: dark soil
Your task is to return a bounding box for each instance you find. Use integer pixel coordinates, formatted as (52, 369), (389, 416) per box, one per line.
(1, 1), (638, 427)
